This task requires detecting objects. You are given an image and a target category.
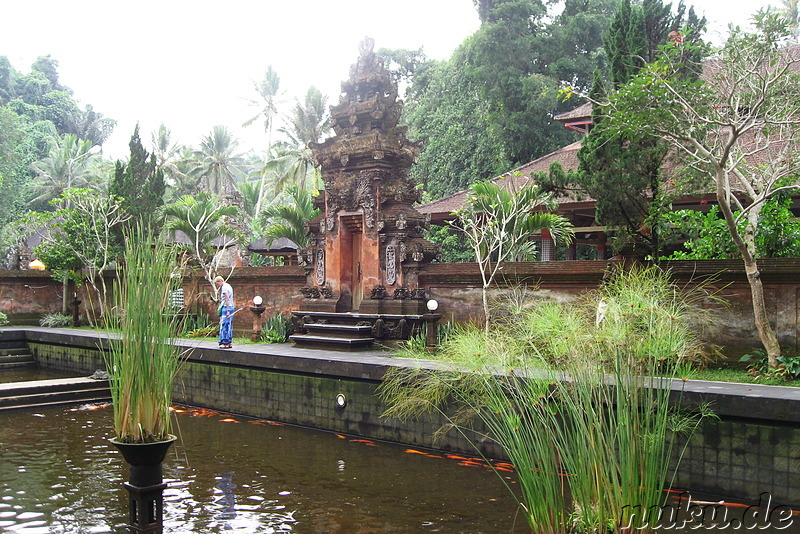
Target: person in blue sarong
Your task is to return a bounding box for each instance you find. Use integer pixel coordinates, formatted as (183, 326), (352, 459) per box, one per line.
(214, 276), (234, 348)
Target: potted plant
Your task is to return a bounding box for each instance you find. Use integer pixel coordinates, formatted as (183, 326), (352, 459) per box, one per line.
(101, 224), (185, 531)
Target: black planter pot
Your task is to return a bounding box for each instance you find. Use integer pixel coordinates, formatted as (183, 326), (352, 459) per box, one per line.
(110, 435), (176, 533)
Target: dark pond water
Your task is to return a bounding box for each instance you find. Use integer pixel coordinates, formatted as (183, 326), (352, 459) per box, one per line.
(0, 404), (527, 533)
(2, 403), (799, 533)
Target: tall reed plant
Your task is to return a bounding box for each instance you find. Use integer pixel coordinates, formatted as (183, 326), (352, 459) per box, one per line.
(103, 225), (185, 444)
(381, 265), (719, 533)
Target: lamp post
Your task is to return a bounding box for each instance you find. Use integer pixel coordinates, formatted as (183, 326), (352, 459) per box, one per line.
(424, 299), (441, 349)
(71, 292), (82, 327)
(250, 296), (266, 341)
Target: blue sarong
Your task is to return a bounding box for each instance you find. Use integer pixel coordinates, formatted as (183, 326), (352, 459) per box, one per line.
(219, 305), (234, 345)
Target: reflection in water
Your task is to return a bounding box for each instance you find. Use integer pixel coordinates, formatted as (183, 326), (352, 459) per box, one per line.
(0, 404), (524, 533)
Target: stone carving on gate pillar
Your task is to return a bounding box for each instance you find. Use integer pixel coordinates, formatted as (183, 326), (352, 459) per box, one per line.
(299, 37), (439, 313)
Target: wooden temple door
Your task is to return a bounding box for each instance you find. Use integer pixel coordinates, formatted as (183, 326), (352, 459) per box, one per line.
(351, 231), (363, 311)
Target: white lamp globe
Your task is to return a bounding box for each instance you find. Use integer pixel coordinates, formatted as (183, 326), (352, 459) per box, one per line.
(253, 296), (263, 306)
(426, 299), (439, 312)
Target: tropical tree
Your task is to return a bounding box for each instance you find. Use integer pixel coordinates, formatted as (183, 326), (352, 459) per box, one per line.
(572, 0), (706, 258)
(451, 178), (574, 328)
(273, 86), (331, 193)
(151, 124), (194, 202)
(163, 192), (239, 299)
(28, 188), (130, 320)
(243, 66), (284, 217)
(604, 12), (800, 367)
(28, 133), (99, 208)
(189, 125), (246, 199)
(109, 125), (166, 236)
(69, 104), (116, 147)
(258, 186), (319, 249)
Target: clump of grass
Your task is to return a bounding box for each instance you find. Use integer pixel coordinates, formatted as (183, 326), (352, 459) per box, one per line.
(260, 313), (293, 343)
(39, 312), (72, 328)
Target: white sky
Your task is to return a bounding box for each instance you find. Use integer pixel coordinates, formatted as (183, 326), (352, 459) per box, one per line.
(0, 0), (778, 161)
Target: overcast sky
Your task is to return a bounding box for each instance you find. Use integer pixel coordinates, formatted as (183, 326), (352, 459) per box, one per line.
(0, 0), (779, 161)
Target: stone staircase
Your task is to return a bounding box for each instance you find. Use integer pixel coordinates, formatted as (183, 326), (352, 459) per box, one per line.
(289, 314), (377, 350)
(0, 377), (111, 412)
(0, 342), (36, 369)
(289, 310), (430, 351)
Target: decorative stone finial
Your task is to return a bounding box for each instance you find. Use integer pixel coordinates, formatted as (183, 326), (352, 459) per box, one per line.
(358, 37), (375, 58)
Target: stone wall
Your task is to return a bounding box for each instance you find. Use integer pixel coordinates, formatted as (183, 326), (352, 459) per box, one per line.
(3, 258), (800, 350)
(418, 259), (800, 352)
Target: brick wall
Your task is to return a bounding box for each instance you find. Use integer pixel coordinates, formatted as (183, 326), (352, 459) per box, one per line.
(3, 258), (800, 349)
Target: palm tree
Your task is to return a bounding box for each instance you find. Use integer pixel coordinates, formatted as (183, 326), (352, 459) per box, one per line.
(244, 66), (285, 217)
(243, 66), (283, 143)
(29, 133), (99, 208)
(151, 124), (190, 202)
(189, 125), (246, 199)
(237, 179), (260, 219)
(259, 186), (320, 249)
(274, 86), (332, 192)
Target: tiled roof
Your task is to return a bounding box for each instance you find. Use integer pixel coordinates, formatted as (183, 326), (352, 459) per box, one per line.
(554, 102), (592, 122)
(417, 141), (584, 216)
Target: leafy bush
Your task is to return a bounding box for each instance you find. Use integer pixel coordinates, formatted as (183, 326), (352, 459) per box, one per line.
(0, 311), (8, 326)
(740, 349), (800, 380)
(260, 313), (293, 343)
(39, 313), (73, 328)
(186, 324), (218, 338)
(179, 311), (211, 335)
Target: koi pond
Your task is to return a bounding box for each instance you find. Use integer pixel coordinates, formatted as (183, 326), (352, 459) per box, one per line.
(2, 401), (800, 533)
(0, 403), (526, 533)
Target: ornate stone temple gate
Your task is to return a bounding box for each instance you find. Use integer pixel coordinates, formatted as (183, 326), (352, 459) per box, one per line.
(291, 39), (439, 348)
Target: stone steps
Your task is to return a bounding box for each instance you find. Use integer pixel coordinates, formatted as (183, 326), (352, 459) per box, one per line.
(289, 314), (377, 350)
(0, 377), (111, 412)
(0, 348), (36, 369)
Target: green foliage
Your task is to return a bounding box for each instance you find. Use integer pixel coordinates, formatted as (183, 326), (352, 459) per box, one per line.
(28, 133), (99, 209)
(179, 311), (212, 336)
(0, 311), (8, 326)
(423, 225), (474, 263)
(258, 186), (319, 249)
(29, 188), (130, 309)
(402, 0), (621, 198)
(662, 192), (800, 259)
(39, 313), (72, 328)
(189, 125), (247, 197)
(740, 349), (800, 381)
(260, 313), (293, 343)
(185, 324), (219, 338)
(452, 178), (573, 325)
(163, 192), (239, 254)
(102, 223), (184, 443)
(573, 0), (706, 259)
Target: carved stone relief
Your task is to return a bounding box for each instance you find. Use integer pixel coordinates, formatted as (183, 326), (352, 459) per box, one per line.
(315, 249), (325, 286)
(385, 245), (397, 286)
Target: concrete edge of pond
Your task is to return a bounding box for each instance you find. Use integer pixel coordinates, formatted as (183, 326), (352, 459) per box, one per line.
(3, 326), (800, 425)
